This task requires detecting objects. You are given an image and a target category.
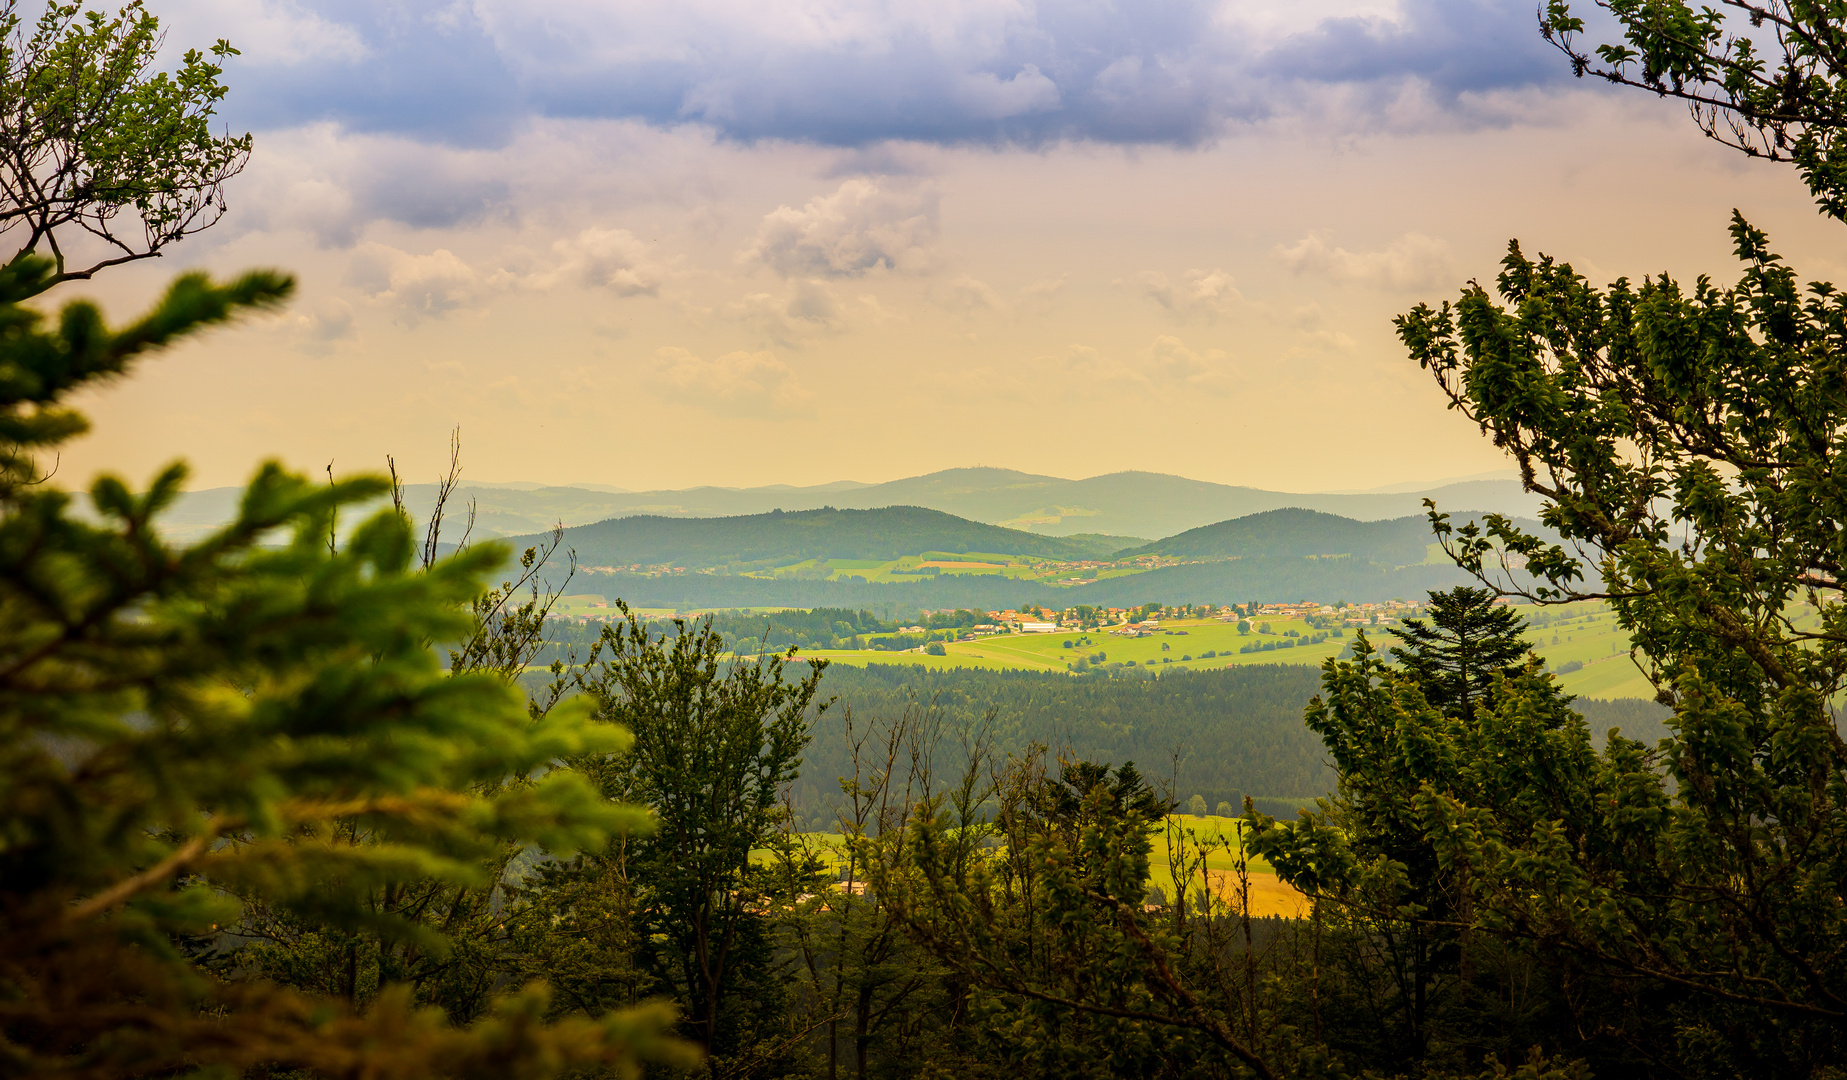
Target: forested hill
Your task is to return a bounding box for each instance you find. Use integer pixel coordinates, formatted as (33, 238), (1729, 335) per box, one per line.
(779, 665), (1671, 826)
(1116, 507), (1537, 564)
(514, 505), (1131, 569)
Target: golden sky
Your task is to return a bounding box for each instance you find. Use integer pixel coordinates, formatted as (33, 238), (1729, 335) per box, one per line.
(51, 0), (1847, 493)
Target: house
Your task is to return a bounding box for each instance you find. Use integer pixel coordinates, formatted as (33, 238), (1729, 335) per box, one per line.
(1020, 621), (1057, 633)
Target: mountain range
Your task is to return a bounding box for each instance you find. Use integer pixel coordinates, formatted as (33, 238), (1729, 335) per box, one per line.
(157, 466), (1539, 543)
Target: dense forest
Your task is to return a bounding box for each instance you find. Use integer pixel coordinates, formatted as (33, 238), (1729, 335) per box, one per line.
(503, 505), (1131, 570)
(525, 634), (1674, 819)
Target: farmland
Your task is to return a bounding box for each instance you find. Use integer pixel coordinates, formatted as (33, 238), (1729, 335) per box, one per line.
(756, 817), (1309, 920)
(794, 604), (1658, 700)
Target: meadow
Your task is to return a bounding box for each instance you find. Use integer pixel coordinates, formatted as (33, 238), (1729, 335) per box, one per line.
(798, 606), (1658, 700)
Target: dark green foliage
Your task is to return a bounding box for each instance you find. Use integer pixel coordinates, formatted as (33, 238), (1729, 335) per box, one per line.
(1117, 508), (1503, 563)
(575, 603), (824, 1062)
(1389, 586), (1534, 720)
(0, 255), (689, 1076)
(1382, 213), (1847, 1073)
(504, 505), (1123, 572)
(795, 665), (1337, 825)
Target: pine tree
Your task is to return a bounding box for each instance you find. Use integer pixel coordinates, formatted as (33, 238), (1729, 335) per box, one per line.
(0, 256), (693, 1077)
(1388, 586), (1531, 720)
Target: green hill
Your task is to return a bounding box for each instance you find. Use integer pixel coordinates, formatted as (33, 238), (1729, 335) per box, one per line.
(1115, 508), (1447, 564)
(512, 505), (1133, 570)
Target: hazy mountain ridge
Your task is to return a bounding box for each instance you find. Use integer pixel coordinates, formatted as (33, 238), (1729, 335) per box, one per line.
(158, 466), (1544, 543)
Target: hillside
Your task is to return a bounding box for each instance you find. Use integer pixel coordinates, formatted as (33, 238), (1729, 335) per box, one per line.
(522, 505), (1132, 570)
(1117, 508), (1446, 564)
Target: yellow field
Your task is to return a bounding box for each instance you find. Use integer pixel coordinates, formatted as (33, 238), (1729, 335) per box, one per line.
(755, 815), (1310, 919)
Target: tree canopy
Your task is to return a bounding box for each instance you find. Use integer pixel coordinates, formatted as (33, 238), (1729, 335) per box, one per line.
(0, 0), (250, 290)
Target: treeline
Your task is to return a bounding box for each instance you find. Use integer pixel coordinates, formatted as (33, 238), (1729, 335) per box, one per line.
(790, 664), (1341, 827)
(502, 504), (1128, 572)
(530, 607), (1001, 665)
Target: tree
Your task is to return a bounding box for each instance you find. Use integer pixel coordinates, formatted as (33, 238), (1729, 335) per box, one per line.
(0, 255), (691, 1077)
(1541, 0), (1847, 219)
(1248, 633), (1598, 1073)
(0, 0), (251, 292)
(1389, 586), (1533, 720)
(576, 603), (824, 1063)
(1390, 210), (1847, 1072)
(1185, 793), (1208, 816)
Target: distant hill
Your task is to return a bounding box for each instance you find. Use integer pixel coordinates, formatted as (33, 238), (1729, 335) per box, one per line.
(520, 505), (1132, 570)
(1116, 509), (1448, 565)
(160, 466), (1541, 543)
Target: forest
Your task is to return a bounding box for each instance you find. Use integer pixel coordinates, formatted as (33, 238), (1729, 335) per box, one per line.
(8, 2), (1847, 1079)
(535, 505), (1132, 570)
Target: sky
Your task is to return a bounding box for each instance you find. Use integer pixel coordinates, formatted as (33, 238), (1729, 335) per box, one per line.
(48, 0), (1847, 493)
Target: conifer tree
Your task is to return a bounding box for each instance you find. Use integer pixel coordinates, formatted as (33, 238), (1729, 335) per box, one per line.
(1388, 586), (1532, 720)
(0, 256), (693, 1076)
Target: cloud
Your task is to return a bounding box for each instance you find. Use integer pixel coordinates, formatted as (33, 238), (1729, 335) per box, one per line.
(1139, 268), (1243, 319)
(291, 296), (357, 353)
(647, 346), (816, 416)
(544, 227), (667, 295)
(348, 244), (488, 322)
(936, 276), (1006, 314)
(231, 125), (512, 246)
(743, 179), (938, 278)
(200, 0), (1573, 150)
(727, 279), (846, 343)
(1058, 335), (1238, 397)
(1274, 232), (1454, 290)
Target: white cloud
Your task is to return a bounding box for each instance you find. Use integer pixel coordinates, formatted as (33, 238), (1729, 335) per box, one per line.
(162, 0), (369, 67)
(647, 347), (817, 416)
(284, 296), (357, 355)
(348, 244), (487, 322)
(1139, 268), (1243, 319)
(1274, 232), (1455, 290)
(543, 227), (667, 295)
(743, 179), (939, 278)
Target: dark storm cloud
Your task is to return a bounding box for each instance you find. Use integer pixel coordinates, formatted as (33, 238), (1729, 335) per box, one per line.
(217, 0), (1569, 149)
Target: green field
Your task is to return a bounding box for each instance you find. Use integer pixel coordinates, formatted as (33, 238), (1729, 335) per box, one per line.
(796, 604), (1659, 701)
